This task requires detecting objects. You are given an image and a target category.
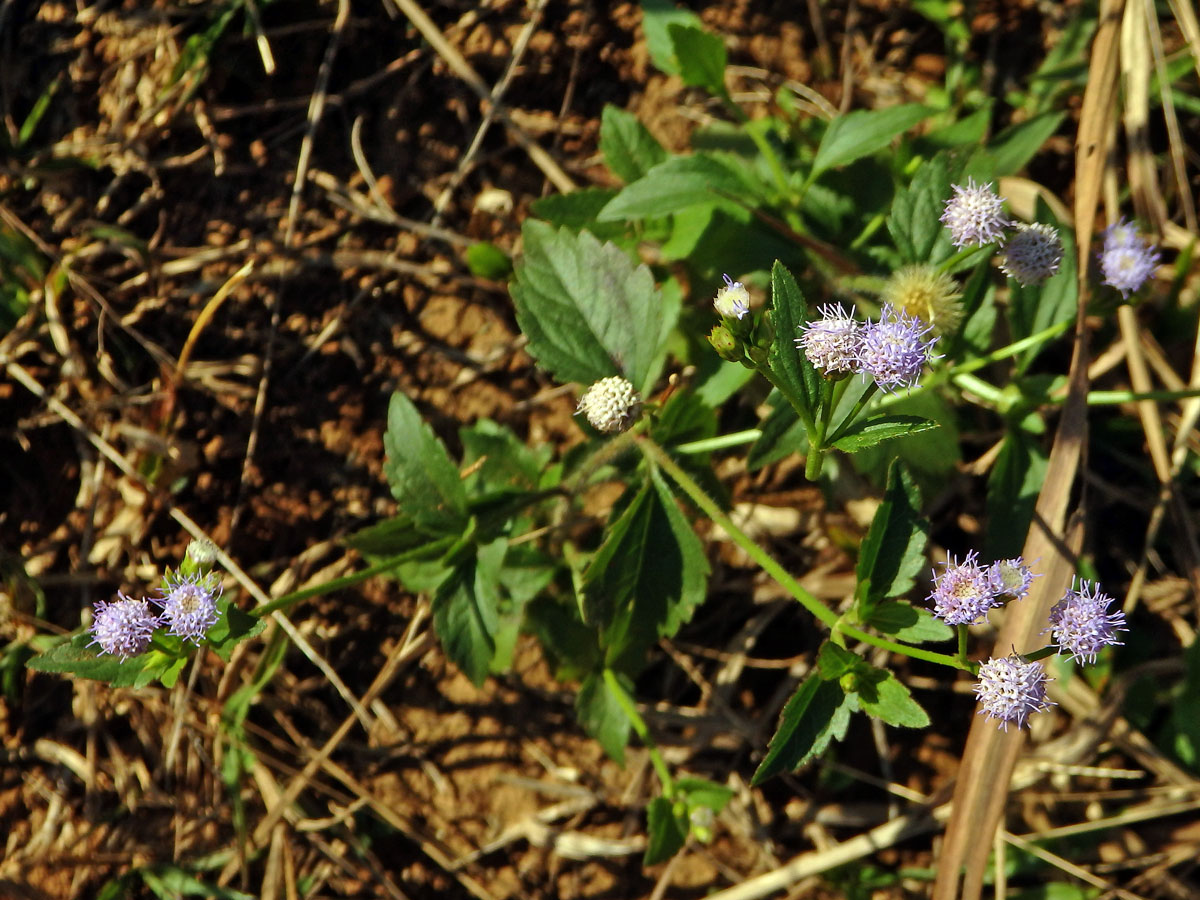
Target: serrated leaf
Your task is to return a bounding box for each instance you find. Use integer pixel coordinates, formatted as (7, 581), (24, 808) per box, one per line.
(601, 469), (709, 673)
(600, 105), (667, 183)
(855, 667), (930, 728)
(382, 391), (468, 536)
(640, 0), (703, 75)
(830, 415), (939, 452)
(767, 262), (818, 430)
(528, 596), (601, 680)
(887, 153), (954, 264)
(855, 462), (927, 611)
(26, 632), (131, 682)
(577, 669), (632, 763)
(510, 221), (671, 395)
(460, 419), (548, 495)
(669, 23), (726, 96)
(644, 796), (688, 865)
(581, 481), (654, 629)
(432, 556), (500, 686)
(342, 517), (436, 561)
(597, 155), (751, 222)
(752, 673), (856, 784)
(864, 600), (953, 643)
(810, 104), (930, 180)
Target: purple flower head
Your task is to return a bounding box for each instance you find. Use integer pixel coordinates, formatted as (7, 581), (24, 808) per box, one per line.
(713, 274), (750, 320)
(941, 178), (1008, 248)
(1000, 223), (1063, 286)
(89, 593), (159, 659)
(973, 654), (1055, 730)
(988, 557), (1037, 602)
(796, 302), (862, 377)
(1045, 578), (1127, 664)
(155, 571), (221, 644)
(1099, 221), (1158, 297)
(927, 551), (999, 625)
(856, 304), (940, 393)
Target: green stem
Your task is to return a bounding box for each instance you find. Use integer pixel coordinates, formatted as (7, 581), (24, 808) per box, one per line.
(251, 538), (455, 618)
(957, 625), (969, 665)
(675, 429), (762, 455)
(603, 668), (674, 796)
(639, 436), (972, 671)
(1085, 387), (1200, 405)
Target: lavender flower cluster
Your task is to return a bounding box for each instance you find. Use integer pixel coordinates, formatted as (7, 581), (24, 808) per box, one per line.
(941, 180), (1159, 296)
(940, 179), (1062, 286)
(89, 570), (221, 659)
(927, 552), (1128, 731)
(796, 302), (940, 392)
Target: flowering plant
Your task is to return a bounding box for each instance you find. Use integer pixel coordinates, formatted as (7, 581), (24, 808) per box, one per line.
(24, 13), (1165, 871)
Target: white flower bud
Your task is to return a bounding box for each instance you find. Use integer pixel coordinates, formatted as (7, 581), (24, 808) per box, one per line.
(576, 376), (641, 433)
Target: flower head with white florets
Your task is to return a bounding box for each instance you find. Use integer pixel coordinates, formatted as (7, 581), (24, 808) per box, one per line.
(155, 570), (221, 645)
(974, 654), (1055, 731)
(796, 303), (862, 377)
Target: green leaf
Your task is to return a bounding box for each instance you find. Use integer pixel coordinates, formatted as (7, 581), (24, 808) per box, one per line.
(810, 104), (930, 180)
(987, 111), (1065, 177)
(855, 462), (927, 611)
(597, 470), (710, 673)
(766, 261), (819, 429)
(510, 221), (672, 395)
(576, 669), (632, 763)
(752, 673), (856, 784)
(459, 419), (549, 495)
(600, 105), (667, 183)
(581, 482), (655, 630)
(597, 154), (751, 221)
(383, 392), (469, 536)
(817, 641), (863, 679)
(341, 517), (434, 561)
(650, 390), (718, 449)
(674, 777), (734, 815)
(464, 242), (512, 279)
(644, 796), (688, 865)
(985, 429), (1049, 560)
(922, 102), (993, 149)
(887, 152), (955, 264)
(432, 556), (500, 686)
(26, 632), (180, 688)
(669, 24), (726, 96)
(830, 415), (939, 452)
(855, 667), (930, 728)
(864, 600), (953, 643)
(527, 596), (600, 679)
(640, 0), (704, 75)
(207, 597), (267, 662)
(530, 188), (620, 229)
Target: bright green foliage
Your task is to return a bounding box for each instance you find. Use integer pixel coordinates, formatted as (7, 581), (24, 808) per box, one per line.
(510, 221), (676, 395)
(854, 463), (928, 615)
